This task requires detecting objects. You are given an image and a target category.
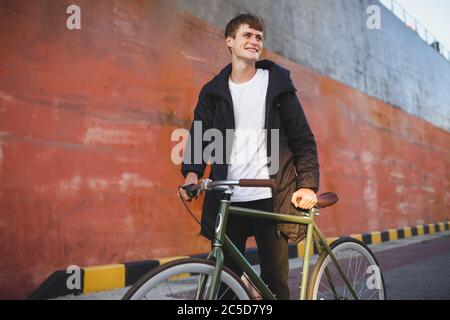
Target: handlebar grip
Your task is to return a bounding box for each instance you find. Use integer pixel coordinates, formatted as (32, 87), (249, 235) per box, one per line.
(239, 179), (275, 188)
(182, 184), (200, 198)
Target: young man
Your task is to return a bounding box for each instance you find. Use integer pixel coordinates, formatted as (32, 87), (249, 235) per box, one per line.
(180, 14), (320, 300)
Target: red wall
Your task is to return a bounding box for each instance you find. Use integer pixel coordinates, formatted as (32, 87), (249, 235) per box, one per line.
(0, 0), (448, 298)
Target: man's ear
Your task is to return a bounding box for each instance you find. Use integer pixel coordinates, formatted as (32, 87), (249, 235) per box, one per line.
(225, 37), (233, 50)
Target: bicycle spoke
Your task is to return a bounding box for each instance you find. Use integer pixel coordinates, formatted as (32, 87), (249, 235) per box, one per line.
(356, 274), (368, 298)
(342, 249), (353, 298)
(319, 278), (333, 294)
(311, 239), (385, 300)
(354, 251), (365, 284)
(367, 289), (379, 300)
(324, 267), (339, 299)
(165, 280), (173, 299)
(218, 286), (230, 300)
(352, 255), (366, 298)
(359, 260), (371, 296)
(353, 258), (366, 298)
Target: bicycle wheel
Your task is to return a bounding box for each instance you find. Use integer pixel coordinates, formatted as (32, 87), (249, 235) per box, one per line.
(307, 237), (386, 300)
(122, 258), (252, 300)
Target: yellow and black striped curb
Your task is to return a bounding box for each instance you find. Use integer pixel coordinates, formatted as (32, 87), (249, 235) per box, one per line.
(28, 221), (449, 299)
(298, 221), (450, 257)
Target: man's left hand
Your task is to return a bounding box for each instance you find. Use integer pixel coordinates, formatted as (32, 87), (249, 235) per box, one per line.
(291, 188), (317, 210)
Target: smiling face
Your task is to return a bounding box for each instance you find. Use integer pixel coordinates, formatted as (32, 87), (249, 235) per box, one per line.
(226, 24), (264, 62)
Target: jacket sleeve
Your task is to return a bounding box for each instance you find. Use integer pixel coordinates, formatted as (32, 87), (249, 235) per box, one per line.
(181, 89), (214, 179)
(279, 92), (320, 192)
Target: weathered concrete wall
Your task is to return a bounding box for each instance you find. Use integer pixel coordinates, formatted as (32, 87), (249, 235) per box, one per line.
(0, 0), (448, 299)
(176, 0), (450, 131)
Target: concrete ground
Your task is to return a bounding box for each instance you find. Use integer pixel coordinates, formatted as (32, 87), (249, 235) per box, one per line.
(53, 230), (450, 300)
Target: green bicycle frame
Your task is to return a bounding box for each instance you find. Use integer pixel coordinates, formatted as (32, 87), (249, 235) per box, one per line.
(205, 195), (358, 300)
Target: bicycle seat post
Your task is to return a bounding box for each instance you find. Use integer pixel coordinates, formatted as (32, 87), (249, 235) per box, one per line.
(312, 207), (320, 216)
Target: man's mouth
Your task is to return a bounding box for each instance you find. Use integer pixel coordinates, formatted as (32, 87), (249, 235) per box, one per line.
(245, 48), (258, 53)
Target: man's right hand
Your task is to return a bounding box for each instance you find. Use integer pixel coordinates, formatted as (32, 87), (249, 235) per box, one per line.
(179, 172), (199, 201)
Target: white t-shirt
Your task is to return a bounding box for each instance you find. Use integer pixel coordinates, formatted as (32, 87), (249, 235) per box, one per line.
(227, 68), (272, 202)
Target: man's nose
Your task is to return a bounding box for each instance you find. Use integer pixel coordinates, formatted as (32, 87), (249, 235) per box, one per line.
(249, 36), (259, 46)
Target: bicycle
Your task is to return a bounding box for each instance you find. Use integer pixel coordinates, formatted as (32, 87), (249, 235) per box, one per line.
(123, 179), (386, 300)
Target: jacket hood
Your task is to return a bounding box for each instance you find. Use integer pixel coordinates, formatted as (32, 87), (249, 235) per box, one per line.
(202, 59), (297, 104)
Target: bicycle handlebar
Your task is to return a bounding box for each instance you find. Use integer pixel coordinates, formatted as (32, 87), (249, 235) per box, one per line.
(238, 179), (275, 188)
(181, 179), (274, 196)
(181, 179), (339, 209)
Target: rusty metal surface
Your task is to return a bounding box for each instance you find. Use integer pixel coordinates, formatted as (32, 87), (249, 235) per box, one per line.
(0, 0), (448, 298)
(178, 0), (450, 131)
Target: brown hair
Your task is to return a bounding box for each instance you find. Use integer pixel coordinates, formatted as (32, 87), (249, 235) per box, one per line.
(224, 13), (265, 39)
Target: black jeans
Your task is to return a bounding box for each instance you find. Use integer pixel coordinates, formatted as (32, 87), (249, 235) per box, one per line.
(222, 198), (289, 300)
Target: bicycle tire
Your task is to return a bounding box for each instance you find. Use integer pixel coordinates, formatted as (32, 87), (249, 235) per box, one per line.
(307, 237), (387, 300)
(122, 258), (252, 300)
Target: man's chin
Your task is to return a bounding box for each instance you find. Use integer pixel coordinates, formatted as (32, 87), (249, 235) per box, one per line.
(237, 54), (260, 63)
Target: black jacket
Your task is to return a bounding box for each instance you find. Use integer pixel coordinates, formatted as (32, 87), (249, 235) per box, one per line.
(181, 59), (320, 240)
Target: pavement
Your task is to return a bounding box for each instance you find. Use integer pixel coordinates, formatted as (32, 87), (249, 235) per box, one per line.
(52, 230), (450, 300)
